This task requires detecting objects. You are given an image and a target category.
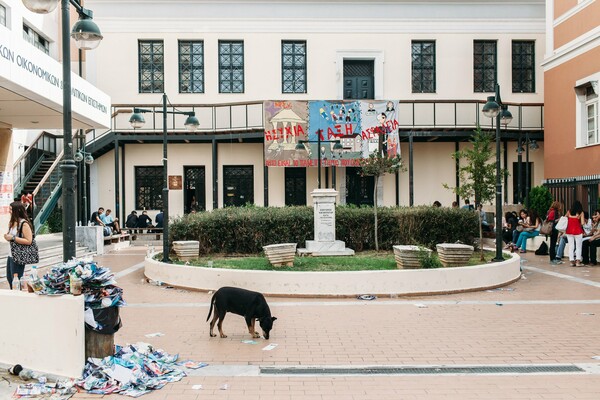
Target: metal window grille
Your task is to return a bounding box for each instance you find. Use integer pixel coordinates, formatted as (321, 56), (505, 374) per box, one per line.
(473, 40), (496, 93)
(23, 25), (50, 55)
(184, 166), (206, 212)
(179, 40), (204, 93)
(135, 166), (163, 210)
(0, 5), (6, 27)
(343, 60), (374, 77)
(223, 166), (254, 207)
(412, 41), (436, 93)
(282, 41), (307, 93)
(138, 40), (164, 93)
(219, 41), (244, 93)
(512, 41), (535, 93)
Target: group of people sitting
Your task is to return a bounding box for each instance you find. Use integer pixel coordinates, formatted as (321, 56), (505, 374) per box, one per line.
(90, 207), (164, 236)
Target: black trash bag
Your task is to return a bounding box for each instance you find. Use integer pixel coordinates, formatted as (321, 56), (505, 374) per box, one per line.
(534, 241), (549, 256)
(86, 306), (122, 334)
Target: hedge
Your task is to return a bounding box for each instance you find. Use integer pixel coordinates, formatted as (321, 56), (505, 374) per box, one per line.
(169, 205), (479, 255)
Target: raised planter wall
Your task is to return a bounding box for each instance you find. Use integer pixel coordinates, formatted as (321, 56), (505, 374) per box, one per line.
(145, 251), (521, 297)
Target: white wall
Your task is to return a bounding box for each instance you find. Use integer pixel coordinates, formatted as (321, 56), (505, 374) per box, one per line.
(0, 291), (84, 378)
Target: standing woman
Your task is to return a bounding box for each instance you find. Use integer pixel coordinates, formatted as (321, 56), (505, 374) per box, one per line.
(565, 200), (586, 267)
(547, 201), (563, 264)
(3, 202), (34, 289)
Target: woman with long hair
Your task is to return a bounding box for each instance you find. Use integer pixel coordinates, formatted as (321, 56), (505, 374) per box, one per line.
(547, 201), (563, 264)
(514, 210), (541, 253)
(565, 200), (586, 267)
(3, 201), (34, 289)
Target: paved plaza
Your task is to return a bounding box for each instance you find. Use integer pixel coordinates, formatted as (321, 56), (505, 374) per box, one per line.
(3, 242), (600, 399)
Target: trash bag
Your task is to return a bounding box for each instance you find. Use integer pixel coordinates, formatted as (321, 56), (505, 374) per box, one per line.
(86, 306), (122, 334)
(534, 241), (549, 256)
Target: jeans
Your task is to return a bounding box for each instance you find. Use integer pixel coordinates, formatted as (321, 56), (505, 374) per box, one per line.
(556, 235), (568, 259)
(515, 230), (540, 251)
(6, 256), (25, 289)
(566, 234), (583, 262)
(512, 230), (521, 244)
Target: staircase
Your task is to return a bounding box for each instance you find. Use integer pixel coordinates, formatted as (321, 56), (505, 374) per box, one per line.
(0, 243), (95, 281)
(22, 159), (56, 195)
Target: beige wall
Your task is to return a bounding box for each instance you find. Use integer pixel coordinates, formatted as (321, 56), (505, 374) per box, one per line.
(0, 129), (13, 229)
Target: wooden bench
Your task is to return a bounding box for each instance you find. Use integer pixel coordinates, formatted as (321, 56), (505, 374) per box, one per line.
(103, 232), (131, 245)
(122, 228), (163, 242)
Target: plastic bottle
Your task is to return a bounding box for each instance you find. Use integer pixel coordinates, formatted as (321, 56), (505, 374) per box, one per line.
(29, 266), (44, 292)
(11, 275), (20, 291)
(20, 275), (27, 291)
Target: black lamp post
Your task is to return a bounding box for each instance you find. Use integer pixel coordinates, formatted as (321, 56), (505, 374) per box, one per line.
(129, 94), (199, 263)
(22, 0), (103, 262)
(294, 129), (343, 189)
(482, 84), (512, 262)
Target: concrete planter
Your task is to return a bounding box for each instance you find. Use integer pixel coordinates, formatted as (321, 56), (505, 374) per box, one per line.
(263, 243), (297, 267)
(436, 243), (475, 267)
(173, 240), (200, 261)
(393, 245), (431, 269)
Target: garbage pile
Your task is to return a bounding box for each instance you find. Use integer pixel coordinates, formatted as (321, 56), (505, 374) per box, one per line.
(37, 259), (125, 332)
(76, 342), (202, 397)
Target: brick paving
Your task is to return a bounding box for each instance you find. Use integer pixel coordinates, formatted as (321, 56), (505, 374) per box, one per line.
(4, 244), (600, 399)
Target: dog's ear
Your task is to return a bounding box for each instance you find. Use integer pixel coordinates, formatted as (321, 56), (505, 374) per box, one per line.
(272, 317), (277, 321)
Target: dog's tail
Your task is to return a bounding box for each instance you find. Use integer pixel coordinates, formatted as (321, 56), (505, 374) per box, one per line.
(206, 293), (216, 322)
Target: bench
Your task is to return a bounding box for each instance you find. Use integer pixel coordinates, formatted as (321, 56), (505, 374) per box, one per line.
(122, 228), (163, 242)
(103, 232), (131, 245)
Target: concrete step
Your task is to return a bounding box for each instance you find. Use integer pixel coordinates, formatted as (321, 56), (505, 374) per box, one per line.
(0, 244), (93, 279)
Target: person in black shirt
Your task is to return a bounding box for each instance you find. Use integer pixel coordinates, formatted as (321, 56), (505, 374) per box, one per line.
(89, 207), (105, 226)
(136, 210), (153, 233)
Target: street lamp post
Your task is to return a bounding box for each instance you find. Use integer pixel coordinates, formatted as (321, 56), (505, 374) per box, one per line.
(129, 94), (199, 263)
(294, 129), (343, 189)
(482, 84), (512, 262)
(22, 0), (103, 262)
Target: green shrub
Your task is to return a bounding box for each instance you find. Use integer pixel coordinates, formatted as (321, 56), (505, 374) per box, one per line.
(418, 248), (443, 269)
(170, 205), (478, 255)
(46, 207), (63, 233)
(527, 186), (553, 217)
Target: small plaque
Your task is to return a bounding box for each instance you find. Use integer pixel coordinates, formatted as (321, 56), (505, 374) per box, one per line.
(168, 175), (182, 190)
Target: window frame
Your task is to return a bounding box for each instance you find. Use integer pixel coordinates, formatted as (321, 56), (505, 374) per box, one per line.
(23, 24), (50, 55)
(138, 40), (164, 94)
(512, 40), (535, 93)
(281, 40), (307, 94)
(178, 40), (204, 94)
(586, 87), (599, 146)
(219, 40), (245, 94)
(411, 40), (436, 93)
(135, 166), (164, 210)
(473, 40), (497, 93)
(0, 4), (7, 27)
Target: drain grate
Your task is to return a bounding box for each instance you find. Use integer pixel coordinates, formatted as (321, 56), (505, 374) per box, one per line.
(261, 365), (585, 375)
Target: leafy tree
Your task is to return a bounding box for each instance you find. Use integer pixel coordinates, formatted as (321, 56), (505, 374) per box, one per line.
(358, 153), (403, 250)
(444, 126), (503, 260)
(527, 186), (553, 217)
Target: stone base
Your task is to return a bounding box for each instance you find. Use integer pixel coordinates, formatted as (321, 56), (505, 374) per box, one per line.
(298, 240), (355, 256)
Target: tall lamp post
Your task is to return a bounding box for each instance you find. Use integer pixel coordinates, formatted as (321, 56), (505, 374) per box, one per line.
(482, 84), (512, 262)
(129, 94), (199, 263)
(23, 0), (103, 262)
(294, 129), (343, 189)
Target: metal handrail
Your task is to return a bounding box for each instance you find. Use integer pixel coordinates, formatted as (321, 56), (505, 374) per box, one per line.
(32, 150), (64, 198)
(13, 130), (45, 167)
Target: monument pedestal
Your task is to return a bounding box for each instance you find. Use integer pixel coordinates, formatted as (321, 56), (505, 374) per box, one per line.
(297, 189), (354, 256)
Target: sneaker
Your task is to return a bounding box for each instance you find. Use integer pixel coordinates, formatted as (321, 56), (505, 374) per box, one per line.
(550, 260), (560, 265)
(555, 259), (564, 265)
(570, 261), (576, 267)
(575, 261), (584, 267)
(519, 249), (526, 254)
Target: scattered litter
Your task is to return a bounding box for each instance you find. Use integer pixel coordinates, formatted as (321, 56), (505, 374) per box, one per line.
(13, 379), (76, 399)
(520, 275), (527, 280)
(177, 361), (208, 370)
(357, 294), (376, 301)
(76, 342), (201, 397)
(389, 294), (398, 299)
(219, 384), (229, 390)
(191, 384), (203, 390)
(487, 288), (515, 292)
(8, 364), (23, 376)
(145, 332), (165, 338)
(241, 340), (257, 345)
(414, 303), (428, 308)
(495, 303), (503, 306)
(164, 286), (174, 290)
(262, 343), (278, 351)
(579, 312), (595, 316)
(592, 356), (600, 360)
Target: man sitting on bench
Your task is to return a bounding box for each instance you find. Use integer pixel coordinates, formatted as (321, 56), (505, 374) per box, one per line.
(136, 210), (154, 233)
(100, 209), (122, 234)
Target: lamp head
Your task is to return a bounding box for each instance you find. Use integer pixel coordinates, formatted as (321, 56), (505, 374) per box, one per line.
(84, 154), (94, 165)
(529, 140), (539, 151)
(71, 18), (103, 50)
(74, 151), (84, 162)
(129, 112), (146, 129)
(482, 96), (500, 118)
(500, 105), (513, 126)
(21, 0), (59, 14)
(184, 114), (200, 132)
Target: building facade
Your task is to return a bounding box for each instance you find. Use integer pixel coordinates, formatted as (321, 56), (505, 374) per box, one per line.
(85, 0), (545, 222)
(543, 0), (600, 212)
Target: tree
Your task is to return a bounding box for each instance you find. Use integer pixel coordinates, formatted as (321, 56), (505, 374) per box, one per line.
(443, 126), (502, 260)
(359, 153), (403, 251)
(527, 186), (553, 218)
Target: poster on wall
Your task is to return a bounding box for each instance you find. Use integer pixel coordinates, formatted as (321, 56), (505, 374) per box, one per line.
(0, 171), (13, 215)
(263, 100), (309, 167)
(359, 100), (400, 158)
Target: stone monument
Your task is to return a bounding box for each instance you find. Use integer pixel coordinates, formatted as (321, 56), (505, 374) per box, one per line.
(297, 189), (354, 256)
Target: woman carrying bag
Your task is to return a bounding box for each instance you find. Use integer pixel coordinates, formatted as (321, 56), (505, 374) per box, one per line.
(546, 201), (562, 264)
(565, 201), (586, 267)
(3, 202), (37, 289)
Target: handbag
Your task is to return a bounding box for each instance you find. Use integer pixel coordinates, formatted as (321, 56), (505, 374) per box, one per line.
(540, 219), (553, 235)
(9, 221), (39, 265)
(516, 225), (524, 232)
(555, 216), (568, 233)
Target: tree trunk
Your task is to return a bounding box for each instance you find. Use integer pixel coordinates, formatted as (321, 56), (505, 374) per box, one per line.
(374, 176), (379, 251)
(478, 209), (484, 261)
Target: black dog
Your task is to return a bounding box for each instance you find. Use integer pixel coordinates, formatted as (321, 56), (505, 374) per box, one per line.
(207, 287), (277, 339)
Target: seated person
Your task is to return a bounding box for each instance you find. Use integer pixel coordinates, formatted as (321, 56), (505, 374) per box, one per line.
(583, 209), (600, 266)
(155, 210), (164, 229)
(513, 210), (541, 253)
(478, 204), (492, 232)
(100, 209), (121, 234)
(90, 207), (105, 226)
(136, 210), (154, 232)
(502, 212), (518, 245)
(125, 210), (139, 232)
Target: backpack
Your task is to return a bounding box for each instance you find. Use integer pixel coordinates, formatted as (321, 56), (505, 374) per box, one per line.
(534, 241), (549, 256)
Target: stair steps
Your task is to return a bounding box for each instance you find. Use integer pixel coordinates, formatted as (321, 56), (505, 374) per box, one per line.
(0, 244), (94, 279)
